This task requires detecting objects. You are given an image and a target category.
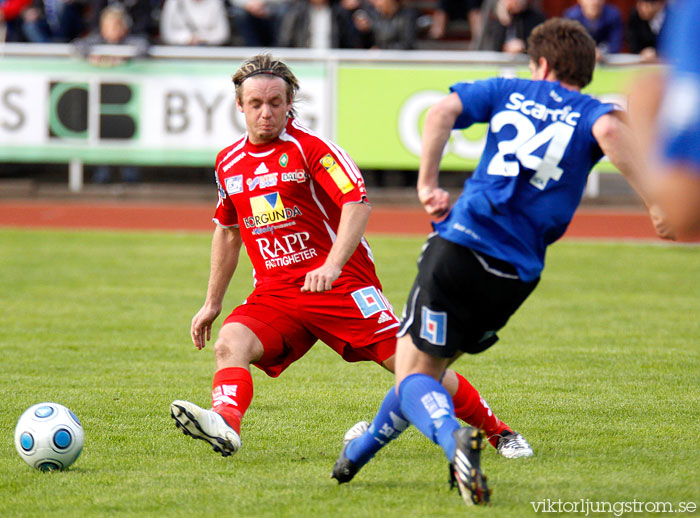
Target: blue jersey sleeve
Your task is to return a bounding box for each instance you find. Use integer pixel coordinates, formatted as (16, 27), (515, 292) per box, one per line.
(449, 79), (500, 130)
(578, 99), (618, 160)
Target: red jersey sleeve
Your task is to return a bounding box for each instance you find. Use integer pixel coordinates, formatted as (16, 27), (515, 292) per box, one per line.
(290, 122), (368, 207)
(213, 146), (240, 227)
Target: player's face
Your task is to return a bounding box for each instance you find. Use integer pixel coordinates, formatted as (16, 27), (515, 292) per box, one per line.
(237, 76), (291, 145)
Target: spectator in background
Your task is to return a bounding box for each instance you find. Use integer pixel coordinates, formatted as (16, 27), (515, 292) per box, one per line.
(340, 0), (373, 48)
(1, 0), (32, 41)
(86, 0), (157, 40)
(159, 0), (230, 46)
(21, 0), (86, 43)
(277, 0), (359, 48)
(428, 0), (482, 45)
(73, 5), (147, 183)
(353, 0), (419, 49)
(73, 4), (149, 62)
(627, 0), (667, 62)
(227, 0), (287, 47)
(478, 0), (545, 54)
(564, 0), (623, 60)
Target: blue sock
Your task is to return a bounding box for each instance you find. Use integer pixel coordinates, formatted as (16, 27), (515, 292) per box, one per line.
(345, 387), (408, 468)
(398, 373), (461, 461)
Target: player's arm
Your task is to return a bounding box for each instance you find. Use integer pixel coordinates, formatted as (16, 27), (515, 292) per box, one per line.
(627, 70), (665, 164)
(417, 92), (463, 218)
(592, 110), (675, 240)
(191, 225), (243, 349)
(629, 72), (700, 239)
(652, 164), (700, 239)
(301, 201), (371, 293)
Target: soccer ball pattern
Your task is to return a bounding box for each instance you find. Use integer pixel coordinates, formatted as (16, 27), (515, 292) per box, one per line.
(14, 403), (84, 471)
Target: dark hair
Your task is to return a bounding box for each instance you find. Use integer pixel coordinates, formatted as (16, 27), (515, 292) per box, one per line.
(232, 54), (300, 117)
(527, 18), (596, 89)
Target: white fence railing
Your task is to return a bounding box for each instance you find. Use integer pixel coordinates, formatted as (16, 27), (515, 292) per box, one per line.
(0, 43), (654, 192)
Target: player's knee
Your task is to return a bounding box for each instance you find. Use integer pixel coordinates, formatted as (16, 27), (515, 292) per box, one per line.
(213, 334), (262, 365)
(440, 369), (460, 397)
(381, 354), (396, 373)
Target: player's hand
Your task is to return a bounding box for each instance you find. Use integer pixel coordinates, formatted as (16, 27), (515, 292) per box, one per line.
(418, 187), (450, 221)
(301, 263), (341, 292)
(649, 203), (676, 241)
(190, 304), (221, 350)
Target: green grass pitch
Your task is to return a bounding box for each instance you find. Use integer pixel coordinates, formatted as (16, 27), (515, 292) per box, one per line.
(0, 228), (698, 517)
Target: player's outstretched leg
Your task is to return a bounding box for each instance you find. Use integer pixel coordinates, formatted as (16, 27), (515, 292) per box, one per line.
(171, 400), (241, 457)
(331, 387), (408, 484)
(450, 427), (490, 505)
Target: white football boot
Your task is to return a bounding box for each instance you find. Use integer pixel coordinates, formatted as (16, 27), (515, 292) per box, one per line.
(171, 400), (241, 457)
(342, 420), (370, 446)
(331, 421), (370, 484)
(495, 430), (533, 459)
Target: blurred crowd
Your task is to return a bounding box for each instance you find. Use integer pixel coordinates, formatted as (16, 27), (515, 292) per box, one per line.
(0, 0), (671, 58)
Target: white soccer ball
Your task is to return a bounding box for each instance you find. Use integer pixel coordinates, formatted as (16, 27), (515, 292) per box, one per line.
(14, 402), (84, 471)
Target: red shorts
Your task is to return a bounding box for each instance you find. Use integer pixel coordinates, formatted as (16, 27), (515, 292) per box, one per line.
(222, 280), (400, 377)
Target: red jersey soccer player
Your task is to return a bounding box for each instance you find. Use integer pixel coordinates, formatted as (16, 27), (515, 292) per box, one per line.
(170, 54), (531, 460)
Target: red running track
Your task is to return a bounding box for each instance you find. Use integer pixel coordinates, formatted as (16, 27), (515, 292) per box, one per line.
(0, 200), (679, 241)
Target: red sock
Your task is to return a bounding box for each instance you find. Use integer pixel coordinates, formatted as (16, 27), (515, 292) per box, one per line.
(451, 372), (510, 448)
(211, 367), (254, 435)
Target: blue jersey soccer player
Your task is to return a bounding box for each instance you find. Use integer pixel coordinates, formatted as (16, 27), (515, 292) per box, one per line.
(630, 0), (700, 239)
(331, 18), (670, 506)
